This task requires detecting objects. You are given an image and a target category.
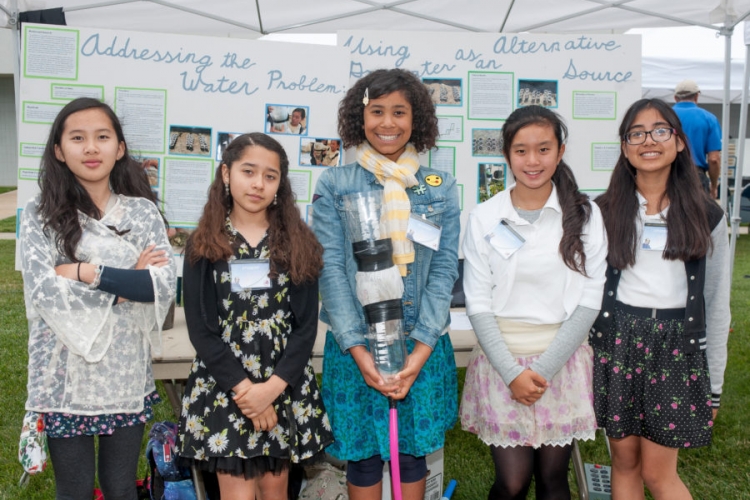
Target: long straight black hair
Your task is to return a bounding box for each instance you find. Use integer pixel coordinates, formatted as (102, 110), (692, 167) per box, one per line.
(37, 97), (159, 262)
(502, 105), (592, 276)
(596, 98), (714, 269)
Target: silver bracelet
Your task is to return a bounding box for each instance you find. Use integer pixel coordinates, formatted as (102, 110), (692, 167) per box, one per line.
(88, 264), (103, 289)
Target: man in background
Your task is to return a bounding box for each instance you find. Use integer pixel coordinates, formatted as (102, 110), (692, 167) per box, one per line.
(673, 79), (721, 198)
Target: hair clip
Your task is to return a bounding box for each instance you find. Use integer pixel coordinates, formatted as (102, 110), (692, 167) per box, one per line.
(363, 88), (369, 106)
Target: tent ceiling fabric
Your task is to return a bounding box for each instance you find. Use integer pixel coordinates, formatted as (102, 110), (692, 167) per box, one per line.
(6, 0), (750, 35)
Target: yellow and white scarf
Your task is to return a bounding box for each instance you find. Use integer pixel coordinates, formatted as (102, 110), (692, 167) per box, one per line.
(356, 142), (420, 276)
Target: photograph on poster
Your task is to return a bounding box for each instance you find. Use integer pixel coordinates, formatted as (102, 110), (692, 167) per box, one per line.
(168, 126), (212, 157)
(472, 129), (503, 157)
(216, 132), (247, 161)
(478, 162), (506, 203)
(300, 138), (341, 166)
(423, 78), (462, 106)
(518, 79), (558, 108)
(138, 157), (160, 187)
(266, 104), (309, 135)
(168, 227), (193, 250)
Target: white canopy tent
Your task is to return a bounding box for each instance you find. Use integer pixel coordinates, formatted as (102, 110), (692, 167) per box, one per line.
(637, 25), (748, 103)
(1, 0), (749, 36)
(2, 0), (750, 276)
(642, 55), (747, 103)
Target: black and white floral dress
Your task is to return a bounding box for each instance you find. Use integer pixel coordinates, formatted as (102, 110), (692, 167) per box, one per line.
(178, 221), (332, 477)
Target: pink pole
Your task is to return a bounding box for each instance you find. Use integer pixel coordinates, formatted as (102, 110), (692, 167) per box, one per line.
(389, 400), (402, 500)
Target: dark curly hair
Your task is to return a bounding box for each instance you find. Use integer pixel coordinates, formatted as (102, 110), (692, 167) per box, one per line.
(502, 105), (592, 276)
(188, 133), (323, 284)
(337, 68), (439, 153)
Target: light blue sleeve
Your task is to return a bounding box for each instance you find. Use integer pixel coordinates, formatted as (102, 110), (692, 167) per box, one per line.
(311, 169), (368, 353)
(529, 305), (598, 380)
(409, 175), (461, 349)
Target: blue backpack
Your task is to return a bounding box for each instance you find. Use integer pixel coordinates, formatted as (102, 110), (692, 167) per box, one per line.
(145, 421), (198, 500)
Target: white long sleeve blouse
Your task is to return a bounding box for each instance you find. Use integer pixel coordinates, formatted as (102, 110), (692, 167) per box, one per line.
(463, 184), (608, 324)
(20, 194), (176, 415)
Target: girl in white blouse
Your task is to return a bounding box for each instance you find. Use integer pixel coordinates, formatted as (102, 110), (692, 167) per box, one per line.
(593, 99), (729, 499)
(19, 97), (175, 499)
(460, 105), (607, 499)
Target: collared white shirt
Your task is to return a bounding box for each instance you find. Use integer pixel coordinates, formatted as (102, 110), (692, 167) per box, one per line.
(462, 184), (607, 324)
(617, 191), (687, 308)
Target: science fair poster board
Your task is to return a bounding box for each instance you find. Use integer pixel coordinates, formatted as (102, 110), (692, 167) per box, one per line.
(16, 24), (350, 253)
(338, 30), (641, 227)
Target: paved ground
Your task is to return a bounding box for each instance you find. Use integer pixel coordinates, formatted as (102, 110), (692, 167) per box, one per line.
(0, 190), (17, 220)
(0, 190), (17, 239)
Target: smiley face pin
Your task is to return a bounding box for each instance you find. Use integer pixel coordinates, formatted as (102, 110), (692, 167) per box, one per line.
(425, 174), (443, 187)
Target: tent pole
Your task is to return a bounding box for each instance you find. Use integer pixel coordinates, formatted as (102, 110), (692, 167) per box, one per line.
(11, 0), (20, 188)
(255, 0), (264, 34)
(729, 23), (750, 282)
(720, 27), (734, 213)
(499, 0), (516, 32)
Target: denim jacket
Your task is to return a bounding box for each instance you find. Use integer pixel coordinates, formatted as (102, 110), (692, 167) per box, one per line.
(312, 162), (460, 353)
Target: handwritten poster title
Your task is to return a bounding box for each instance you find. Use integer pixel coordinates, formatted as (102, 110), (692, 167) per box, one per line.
(344, 34), (633, 82)
(80, 34), (346, 95)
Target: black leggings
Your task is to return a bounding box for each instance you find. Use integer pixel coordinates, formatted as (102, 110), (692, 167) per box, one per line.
(488, 444), (572, 500)
(47, 424), (145, 500)
(346, 454), (427, 487)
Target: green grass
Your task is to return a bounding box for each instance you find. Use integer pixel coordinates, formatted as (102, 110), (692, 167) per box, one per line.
(445, 239), (750, 500)
(0, 187), (18, 233)
(0, 216), (16, 233)
(1, 237), (749, 499)
(0, 240), (175, 499)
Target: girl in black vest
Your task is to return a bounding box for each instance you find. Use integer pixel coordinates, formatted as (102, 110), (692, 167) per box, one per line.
(594, 98), (729, 499)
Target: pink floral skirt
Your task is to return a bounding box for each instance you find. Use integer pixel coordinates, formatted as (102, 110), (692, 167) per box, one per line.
(460, 344), (597, 448)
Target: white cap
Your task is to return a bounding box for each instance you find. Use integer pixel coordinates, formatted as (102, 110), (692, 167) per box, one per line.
(674, 79), (700, 97)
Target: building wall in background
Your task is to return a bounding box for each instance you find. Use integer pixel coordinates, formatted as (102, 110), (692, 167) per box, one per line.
(0, 76), (18, 187)
(1, 29), (18, 187)
(0, 28), (15, 75)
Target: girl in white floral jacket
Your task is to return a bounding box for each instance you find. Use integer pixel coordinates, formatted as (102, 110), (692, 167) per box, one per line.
(19, 97), (175, 500)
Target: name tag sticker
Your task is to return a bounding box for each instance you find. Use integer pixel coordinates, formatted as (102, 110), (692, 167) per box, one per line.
(642, 223), (667, 251)
(485, 219), (525, 259)
(230, 259), (271, 291)
(406, 213), (442, 251)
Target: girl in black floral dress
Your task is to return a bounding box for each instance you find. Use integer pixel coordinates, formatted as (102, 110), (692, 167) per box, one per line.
(178, 133), (332, 499)
(593, 99), (729, 499)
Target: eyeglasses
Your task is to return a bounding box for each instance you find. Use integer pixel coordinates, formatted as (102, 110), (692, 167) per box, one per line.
(624, 128), (676, 145)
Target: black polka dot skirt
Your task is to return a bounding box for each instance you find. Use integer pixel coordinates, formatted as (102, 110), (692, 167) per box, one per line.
(592, 303), (714, 449)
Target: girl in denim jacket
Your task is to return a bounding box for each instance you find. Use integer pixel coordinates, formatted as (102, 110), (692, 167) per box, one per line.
(312, 68), (460, 500)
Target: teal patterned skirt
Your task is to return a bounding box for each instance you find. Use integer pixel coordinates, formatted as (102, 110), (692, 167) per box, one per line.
(321, 331), (458, 461)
